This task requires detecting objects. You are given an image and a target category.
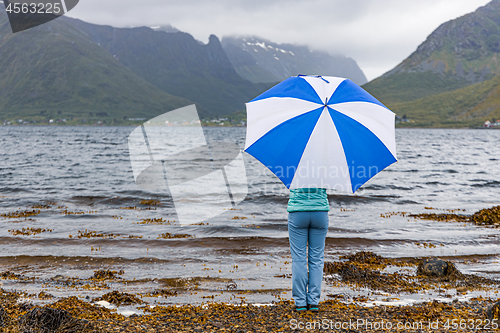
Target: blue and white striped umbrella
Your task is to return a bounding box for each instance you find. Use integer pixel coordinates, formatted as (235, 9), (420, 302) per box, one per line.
(244, 75), (397, 193)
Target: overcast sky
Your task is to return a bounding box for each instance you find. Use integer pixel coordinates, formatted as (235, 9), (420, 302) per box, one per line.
(67, 0), (491, 81)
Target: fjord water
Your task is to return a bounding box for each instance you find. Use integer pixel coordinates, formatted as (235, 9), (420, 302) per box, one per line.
(0, 126), (499, 305)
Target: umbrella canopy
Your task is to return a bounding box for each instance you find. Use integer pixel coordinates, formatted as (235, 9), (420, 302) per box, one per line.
(244, 75), (397, 193)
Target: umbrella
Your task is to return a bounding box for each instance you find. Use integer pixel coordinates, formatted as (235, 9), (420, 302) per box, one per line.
(244, 75), (397, 193)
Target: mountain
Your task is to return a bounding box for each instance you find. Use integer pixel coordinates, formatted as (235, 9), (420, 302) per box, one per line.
(390, 74), (500, 127)
(0, 6), (271, 122)
(364, 0), (500, 105)
(64, 18), (269, 116)
(0, 6), (191, 122)
(221, 36), (367, 85)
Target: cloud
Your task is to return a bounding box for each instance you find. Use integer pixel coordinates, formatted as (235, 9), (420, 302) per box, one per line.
(67, 0), (491, 81)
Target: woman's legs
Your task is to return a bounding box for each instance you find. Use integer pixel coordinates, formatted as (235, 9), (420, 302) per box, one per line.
(307, 211), (329, 305)
(288, 211), (329, 307)
(287, 212), (310, 307)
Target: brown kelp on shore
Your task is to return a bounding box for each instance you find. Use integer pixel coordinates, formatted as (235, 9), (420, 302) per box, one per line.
(382, 205), (500, 227)
(0, 252), (499, 332)
(93, 291), (143, 307)
(0, 289), (499, 332)
(324, 251), (499, 298)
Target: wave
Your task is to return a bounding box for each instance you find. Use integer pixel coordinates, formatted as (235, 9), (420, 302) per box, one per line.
(67, 194), (174, 207)
(361, 184), (413, 191)
(471, 181), (500, 188)
(0, 187), (33, 193)
(424, 181), (450, 186)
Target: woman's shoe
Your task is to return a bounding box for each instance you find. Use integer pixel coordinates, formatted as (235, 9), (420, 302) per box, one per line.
(307, 304), (319, 312)
(294, 305), (307, 312)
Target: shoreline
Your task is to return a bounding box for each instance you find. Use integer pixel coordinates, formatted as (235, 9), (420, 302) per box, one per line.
(0, 124), (496, 129)
(1, 251), (500, 332)
(1, 287), (498, 332)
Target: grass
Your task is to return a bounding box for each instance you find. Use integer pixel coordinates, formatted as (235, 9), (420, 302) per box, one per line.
(388, 75), (500, 127)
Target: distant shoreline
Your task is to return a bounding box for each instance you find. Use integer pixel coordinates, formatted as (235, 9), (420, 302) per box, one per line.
(0, 124), (494, 129)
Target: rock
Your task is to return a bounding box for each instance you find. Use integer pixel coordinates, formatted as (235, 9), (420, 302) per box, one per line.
(417, 258), (448, 276)
(96, 291), (143, 307)
(0, 306), (9, 327)
(487, 301), (500, 320)
(226, 281), (237, 290)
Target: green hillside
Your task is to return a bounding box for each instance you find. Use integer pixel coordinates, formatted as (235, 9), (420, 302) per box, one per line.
(388, 74), (500, 127)
(364, 71), (474, 105)
(66, 19), (270, 116)
(0, 10), (191, 123)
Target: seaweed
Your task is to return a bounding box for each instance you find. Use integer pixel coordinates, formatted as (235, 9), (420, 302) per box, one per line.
(157, 232), (193, 239)
(139, 200), (161, 206)
(389, 205), (500, 228)
(1, 210), (40, 219)
(18, 307), (93, 333)
(148, 289), (178, 297)
(0, 306), (9, 328)
(324, 251), (499, 294)
(77, 230), (118, 239)
(95, 291), (143, 307)
(92, 270), (124, 281)
(471, 205), (500, 226)
(8, 228), (52, 236)
(135, 218), (172, 225)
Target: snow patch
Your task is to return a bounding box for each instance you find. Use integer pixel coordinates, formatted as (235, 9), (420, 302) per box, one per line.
(246, 42), (267, 49)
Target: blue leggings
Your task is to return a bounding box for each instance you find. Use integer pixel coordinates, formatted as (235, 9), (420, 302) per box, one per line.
(287, 211), (329, 307)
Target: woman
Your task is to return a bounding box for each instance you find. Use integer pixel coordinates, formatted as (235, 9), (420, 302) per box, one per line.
(287, 187), (329, 312)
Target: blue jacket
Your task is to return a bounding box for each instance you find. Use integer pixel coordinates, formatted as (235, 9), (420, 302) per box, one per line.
(287, 188), (329, 212)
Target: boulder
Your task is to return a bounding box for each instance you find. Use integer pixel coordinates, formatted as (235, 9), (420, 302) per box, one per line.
(417, 258), (448, 276)
(487, 301), (500, 320)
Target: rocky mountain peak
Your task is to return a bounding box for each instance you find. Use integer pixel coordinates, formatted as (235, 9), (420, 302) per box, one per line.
(387, 0), (500, 84)
(221, 35), (367, 85)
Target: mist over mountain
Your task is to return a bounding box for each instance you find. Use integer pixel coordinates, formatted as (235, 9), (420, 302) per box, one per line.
(150, 24), (180, 33)
(222, 36), (367, 85)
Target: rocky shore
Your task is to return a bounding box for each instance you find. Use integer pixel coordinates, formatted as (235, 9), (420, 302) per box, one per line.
(1, 251), (499, 333)
(1, 206), (499, 332)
